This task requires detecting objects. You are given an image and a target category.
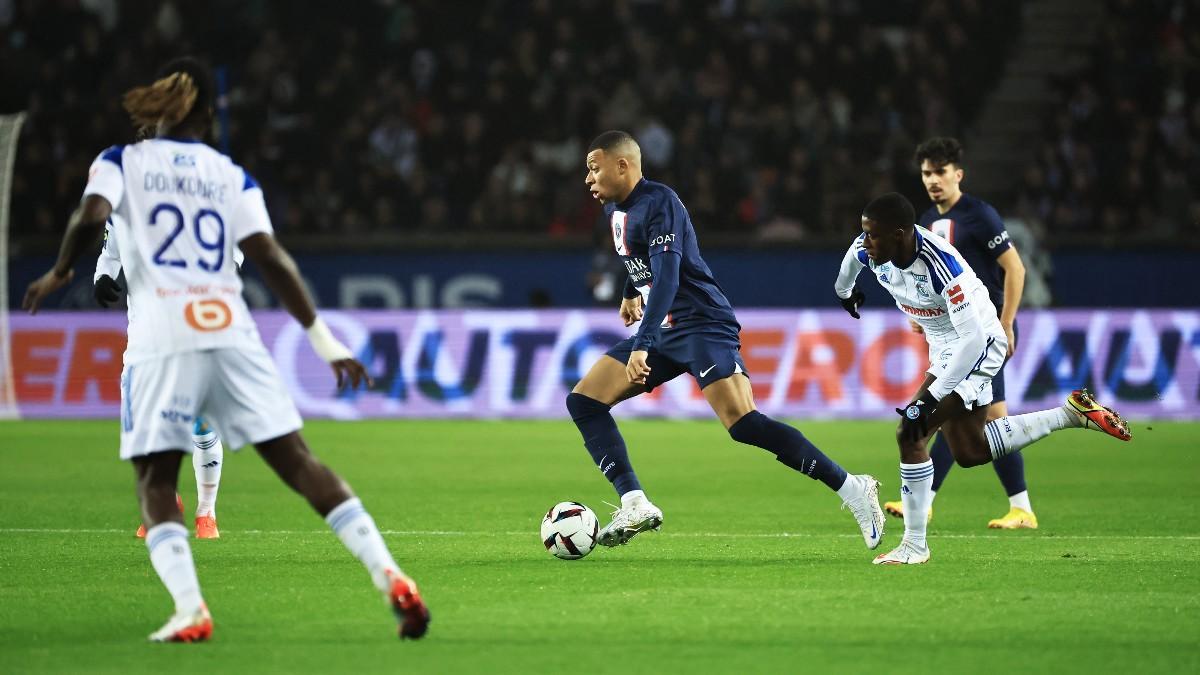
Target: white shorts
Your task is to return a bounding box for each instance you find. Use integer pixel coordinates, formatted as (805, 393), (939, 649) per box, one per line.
(927, 334), (1007, 410)
(119, 346), (302, 460)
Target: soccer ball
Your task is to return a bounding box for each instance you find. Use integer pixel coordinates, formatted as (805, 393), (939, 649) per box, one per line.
(540, 501), (599, 560)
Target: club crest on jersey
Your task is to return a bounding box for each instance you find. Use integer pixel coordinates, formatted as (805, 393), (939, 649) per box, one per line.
(916, 283), (931, 299)
(611, 211), (630, 255)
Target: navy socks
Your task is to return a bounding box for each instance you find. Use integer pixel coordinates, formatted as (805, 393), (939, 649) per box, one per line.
(566, 393), (642, 496)
(728, 411), (848, 491)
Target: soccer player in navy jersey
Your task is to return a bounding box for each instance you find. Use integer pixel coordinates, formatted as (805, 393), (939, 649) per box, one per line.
(568, 130), (886, 551)
(882, 137), (1038, 529)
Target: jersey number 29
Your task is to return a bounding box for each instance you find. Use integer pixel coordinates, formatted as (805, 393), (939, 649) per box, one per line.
(149, 203), (225, 271)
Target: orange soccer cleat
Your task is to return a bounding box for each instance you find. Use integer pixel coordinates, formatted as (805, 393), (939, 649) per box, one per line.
(386, 570), (431, 640)
(148, 603), (213, 643)
(136, 494), (186, 538)
(194, 515), (220, 539)
(1067, 389), (1132, 441)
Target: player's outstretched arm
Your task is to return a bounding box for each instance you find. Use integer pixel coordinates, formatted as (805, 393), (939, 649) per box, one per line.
(23, 195), (111, 314)
(834, 236), (868, 318)
(239, 233), (372, 390)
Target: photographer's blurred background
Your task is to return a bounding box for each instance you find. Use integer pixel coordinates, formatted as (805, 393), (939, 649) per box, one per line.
(2, 0), (1197, 311)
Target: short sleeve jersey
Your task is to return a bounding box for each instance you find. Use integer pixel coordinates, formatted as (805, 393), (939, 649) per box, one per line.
(83, 138), (272, 362)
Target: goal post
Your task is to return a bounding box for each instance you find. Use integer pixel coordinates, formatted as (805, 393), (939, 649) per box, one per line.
(0, 112), (27, 419)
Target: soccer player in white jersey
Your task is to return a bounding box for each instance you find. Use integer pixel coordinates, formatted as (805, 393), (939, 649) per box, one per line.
(23, 58), (430, 641)
(96, 219), (225, 539)
(833, 193), (1132, 565)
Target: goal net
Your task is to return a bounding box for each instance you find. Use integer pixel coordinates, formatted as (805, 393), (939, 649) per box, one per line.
(0, 112), (27, 419)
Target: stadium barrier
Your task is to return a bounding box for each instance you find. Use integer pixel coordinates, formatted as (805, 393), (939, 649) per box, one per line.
(6, 309), (1198, 421)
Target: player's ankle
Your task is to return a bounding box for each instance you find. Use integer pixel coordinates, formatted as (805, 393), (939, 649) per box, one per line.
(620, 490), (647, 508)
(835, 474), (862, 500)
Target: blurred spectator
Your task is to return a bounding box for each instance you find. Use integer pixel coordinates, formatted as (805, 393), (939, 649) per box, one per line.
(6, 0), (1021, 243)
(1017, 0), (1200, 241)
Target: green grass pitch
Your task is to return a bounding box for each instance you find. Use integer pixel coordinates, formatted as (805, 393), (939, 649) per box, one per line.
(1, 419), (1197, 673)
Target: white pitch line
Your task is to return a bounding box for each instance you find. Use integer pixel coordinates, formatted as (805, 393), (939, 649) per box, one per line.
(1, 527), (1197, 541)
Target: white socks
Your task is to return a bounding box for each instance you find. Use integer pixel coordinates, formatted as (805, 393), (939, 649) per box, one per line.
(836, 474), (863, 502)
(325, 498), (400, 594)
(1009, 490), (1033, 512)
(146, 522), (204, 614)
(192, 428), (223, 518)
(900, 460), (934, 549)
(620, 490), (647, 507)
(985, 407), (1079, 460)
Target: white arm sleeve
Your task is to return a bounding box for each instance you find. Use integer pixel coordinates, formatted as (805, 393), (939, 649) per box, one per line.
(927, 277), (987, 401)
(94, 221), (123, 282)
(834, 236), (868, 299)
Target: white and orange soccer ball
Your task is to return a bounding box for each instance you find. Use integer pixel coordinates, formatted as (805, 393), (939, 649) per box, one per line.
(540, 501), (599, 560)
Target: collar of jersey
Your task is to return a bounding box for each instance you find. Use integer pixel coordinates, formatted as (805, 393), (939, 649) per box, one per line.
(616, 178), (648, 210)
(897, 227), (923, 269)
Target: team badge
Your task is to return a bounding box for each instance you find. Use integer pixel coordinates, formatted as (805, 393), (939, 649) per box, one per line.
(610, 211), (629, 255)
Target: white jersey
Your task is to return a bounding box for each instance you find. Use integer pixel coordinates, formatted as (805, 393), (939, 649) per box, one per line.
(96, 215), (245, 283)
(835, 228), (1006, 401)
(83, 138), (271, 363)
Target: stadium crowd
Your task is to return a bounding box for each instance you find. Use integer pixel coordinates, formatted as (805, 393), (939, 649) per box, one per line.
(1013, 0), (1200, 240)
(3, 0), (1193, 244)
(5, 0), (1021, 242)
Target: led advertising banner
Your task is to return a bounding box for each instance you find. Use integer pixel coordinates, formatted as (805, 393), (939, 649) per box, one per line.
(7, 309), (1198, 420)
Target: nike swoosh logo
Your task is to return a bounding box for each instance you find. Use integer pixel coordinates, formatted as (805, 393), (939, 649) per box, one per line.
(870, 522), (878, 539)
(700, 365), (717, 377)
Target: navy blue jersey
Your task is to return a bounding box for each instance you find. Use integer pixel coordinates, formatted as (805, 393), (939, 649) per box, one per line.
(918, 193), (1011, 312)
(605, 178), (738, 344)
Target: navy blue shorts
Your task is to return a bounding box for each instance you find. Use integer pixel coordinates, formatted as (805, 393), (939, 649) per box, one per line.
(993, 319), (1019, 403)
(605, 324), (748, 391)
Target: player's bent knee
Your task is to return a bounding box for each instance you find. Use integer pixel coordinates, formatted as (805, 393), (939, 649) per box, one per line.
(566, 391), (608, 422)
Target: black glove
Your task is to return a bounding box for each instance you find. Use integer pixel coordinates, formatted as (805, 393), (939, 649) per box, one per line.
(839, 289), (866, 319)
(896, 392), (938, 443)
(94, 274), (122, 307)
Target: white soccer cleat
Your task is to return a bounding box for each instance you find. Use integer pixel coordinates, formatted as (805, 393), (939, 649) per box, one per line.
(872, 538), (931, 565)
(148, 603), (213, 642)
(841, 474), (886, 550)
(597, 499), (663, 547)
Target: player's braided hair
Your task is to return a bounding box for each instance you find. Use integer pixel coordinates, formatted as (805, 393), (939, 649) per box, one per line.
(122, 72), (198, 136)
(121, 57), (214, 138)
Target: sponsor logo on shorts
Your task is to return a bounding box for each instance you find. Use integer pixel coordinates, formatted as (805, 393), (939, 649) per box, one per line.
(160, 409), (194, 424)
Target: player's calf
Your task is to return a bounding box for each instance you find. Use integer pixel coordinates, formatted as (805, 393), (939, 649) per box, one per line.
(256, 432), (353, 516)
(135, 452), (188, 526)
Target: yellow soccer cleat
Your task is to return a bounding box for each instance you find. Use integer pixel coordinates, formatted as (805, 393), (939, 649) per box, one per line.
(987, 506), (1038, 529)
(883, 501), (932, 522)
(1067, 389), (1132, 441)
